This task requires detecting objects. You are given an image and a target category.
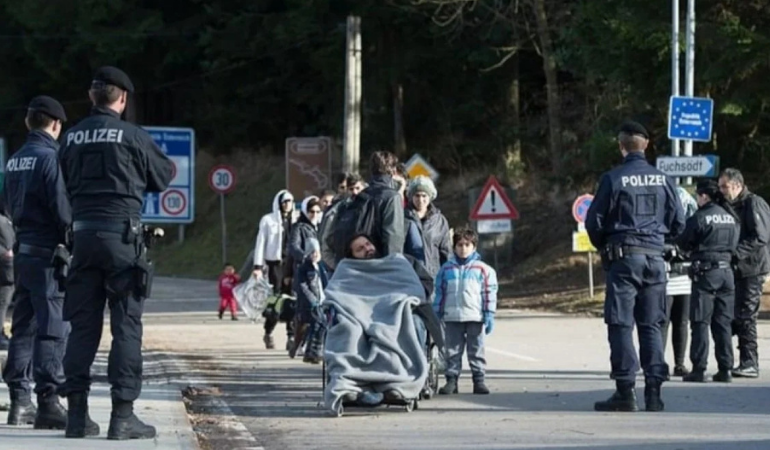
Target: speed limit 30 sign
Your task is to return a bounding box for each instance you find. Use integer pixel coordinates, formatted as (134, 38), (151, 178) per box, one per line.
(208, 165), (236, 194)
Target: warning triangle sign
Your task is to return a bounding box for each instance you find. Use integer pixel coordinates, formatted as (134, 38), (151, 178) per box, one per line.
(469, 176), (520, 220)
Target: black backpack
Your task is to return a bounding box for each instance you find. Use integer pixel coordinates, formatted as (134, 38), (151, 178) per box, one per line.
(332, 191), (378, 262)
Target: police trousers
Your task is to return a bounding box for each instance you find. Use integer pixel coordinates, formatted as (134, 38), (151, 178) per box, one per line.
(733, 274), (766, 368)
(61, 230), (145, 403)
(2, 253), (69, 399)
(690, 268), (734, 373)
(604, 254), (668, 384)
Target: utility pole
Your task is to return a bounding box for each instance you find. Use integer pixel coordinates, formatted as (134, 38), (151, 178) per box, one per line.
(683, 0), (696, 185)
(343, 16), (362, 174)
(671, 0), (680, 159)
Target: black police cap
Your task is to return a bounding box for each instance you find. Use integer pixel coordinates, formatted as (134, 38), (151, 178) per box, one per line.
(92, 66), (135, 93)
(618, 120), (649, 139)
(28, 95), (67, 122)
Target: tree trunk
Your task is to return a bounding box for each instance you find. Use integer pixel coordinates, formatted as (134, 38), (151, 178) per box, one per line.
(503, 53), (524, 182)
(393, 83), (407, 156)
(532, 0), (562, 176)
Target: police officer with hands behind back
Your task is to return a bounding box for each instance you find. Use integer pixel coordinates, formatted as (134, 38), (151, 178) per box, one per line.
(717, 168), (770, 378)
(58, 66), (174, 440)
(676, 179), (740, 383)
(586, 120), (685, 413)
(2, 96), (72, 429)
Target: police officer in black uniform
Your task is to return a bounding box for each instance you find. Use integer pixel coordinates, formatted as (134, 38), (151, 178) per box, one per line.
(58, 67), (174, 440)
(676, 179), (740, 383)
(586, 121), (685, 412)
(717, 168), (770, 378)
(2, 96), (72, 429)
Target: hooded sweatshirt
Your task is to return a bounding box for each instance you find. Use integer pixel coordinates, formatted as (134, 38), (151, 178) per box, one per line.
(253, 189), (298, 267)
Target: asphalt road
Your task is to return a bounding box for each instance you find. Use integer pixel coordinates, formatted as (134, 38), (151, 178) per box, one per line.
(142, 277), (770, 450)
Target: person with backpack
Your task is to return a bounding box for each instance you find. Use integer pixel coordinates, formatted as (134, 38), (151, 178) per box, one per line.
(332, 151), (405, 263)
(319, 173), (365, 273)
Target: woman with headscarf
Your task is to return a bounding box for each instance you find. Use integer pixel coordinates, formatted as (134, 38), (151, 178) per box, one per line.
(405, 176), (452, 277)
(287, 196), (323, 353)
(662, 185), (700, 378)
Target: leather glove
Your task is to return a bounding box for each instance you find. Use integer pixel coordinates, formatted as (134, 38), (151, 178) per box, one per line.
(484, 312), (495, 335)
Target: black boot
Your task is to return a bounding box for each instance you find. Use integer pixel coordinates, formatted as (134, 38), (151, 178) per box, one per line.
(644, 382), (664, 412)
(438, 377), (458, 395)
(34, 394), (67, 430)
(65, 392), (100, 438)
(682, 371), (705, 383)
(107, 400), (156, 440)
(7, 393), (36, 425)
(594, 382), (638, 412)
(712, 370), (732, 383)
(473, 378), (490, 395)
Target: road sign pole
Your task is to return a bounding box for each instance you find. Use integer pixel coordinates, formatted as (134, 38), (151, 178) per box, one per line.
(684, 0), (696, 184)
(671, 0), (680, 160)
(588, 252), (594, 299)
(220, 193), (227, 265)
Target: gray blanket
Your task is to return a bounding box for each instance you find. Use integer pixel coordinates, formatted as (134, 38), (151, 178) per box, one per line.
(323, 254), (429, 410)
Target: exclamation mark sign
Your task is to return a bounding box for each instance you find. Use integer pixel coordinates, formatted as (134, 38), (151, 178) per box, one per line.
(491, 190), (497, 213)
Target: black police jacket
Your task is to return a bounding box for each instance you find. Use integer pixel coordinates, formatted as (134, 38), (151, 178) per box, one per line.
(730, 189), (770, 278)
(676, 202), (739, 263)
(586, 152), (685, 251)
(3, 130), (71, 248)
(59, 107), (174, 221)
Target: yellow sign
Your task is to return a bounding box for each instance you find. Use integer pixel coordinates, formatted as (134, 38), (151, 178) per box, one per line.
(405, 153), (439, 181)
(572, 230), (597, 253)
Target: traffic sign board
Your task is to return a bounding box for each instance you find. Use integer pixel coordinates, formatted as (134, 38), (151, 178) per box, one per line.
(405, 153), (439, 181)
(656, 155), (719, 177)
(668, 96), (714, 142)
(469, 176), (519, 220)
(477, 219), (512, 234)
(161, 189), (187, 216)
(209, 165), (236, 194)
(572, 230), (597, 253)
(141, 127), (195, 224)
(572, 194), (593, 224)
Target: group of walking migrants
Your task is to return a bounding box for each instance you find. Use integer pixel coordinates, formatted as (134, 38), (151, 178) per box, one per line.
(234, 150), (499, 398)
(586, 120), (770, 413)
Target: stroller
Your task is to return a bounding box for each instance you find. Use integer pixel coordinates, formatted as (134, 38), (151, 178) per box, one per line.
(314, 254), (445, 418)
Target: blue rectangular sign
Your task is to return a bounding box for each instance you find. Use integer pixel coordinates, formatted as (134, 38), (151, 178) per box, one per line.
(668, 96), (714, 142)
(140, 127), (195, 224)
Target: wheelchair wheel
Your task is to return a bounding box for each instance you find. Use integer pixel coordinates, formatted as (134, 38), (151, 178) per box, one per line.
(427, 343), (440, 397)
(405, 399), (416, 413)
(334, 403), (344, 418)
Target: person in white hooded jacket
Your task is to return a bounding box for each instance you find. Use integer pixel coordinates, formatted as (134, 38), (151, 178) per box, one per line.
(253, 189), (298, 349)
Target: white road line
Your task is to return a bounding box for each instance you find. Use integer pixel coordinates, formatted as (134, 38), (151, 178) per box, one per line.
(486, 346), (540, 362)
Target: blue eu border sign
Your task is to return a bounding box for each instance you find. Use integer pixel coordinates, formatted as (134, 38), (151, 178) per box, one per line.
(140, 127), (195, 224)
(668, 96), (715, 142)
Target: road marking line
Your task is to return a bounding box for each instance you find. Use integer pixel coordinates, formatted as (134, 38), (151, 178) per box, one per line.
(486, 346), (540, 362)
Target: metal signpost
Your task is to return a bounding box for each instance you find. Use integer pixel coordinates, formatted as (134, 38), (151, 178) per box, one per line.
(286, 137), (332, 199)
(140, 127), (196, 243)
(469, 176), (520, 268)
(209, 165), (237, 265)
(571, 194), (596, 298)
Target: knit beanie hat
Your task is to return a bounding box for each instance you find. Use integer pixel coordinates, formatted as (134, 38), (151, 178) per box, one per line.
(407, 175), (437, 201)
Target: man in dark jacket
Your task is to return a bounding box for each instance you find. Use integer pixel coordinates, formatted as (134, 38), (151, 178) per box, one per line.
(362, 151), (405, 257)
(718, 168), (770, 378)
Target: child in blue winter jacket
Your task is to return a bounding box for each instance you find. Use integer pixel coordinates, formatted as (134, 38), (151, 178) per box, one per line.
(433, 226), (498, 395)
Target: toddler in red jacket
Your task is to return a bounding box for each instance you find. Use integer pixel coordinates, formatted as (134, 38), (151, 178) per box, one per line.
(218, 263), (240, 320)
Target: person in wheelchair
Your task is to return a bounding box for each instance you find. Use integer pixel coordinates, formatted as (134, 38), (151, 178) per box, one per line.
(321, 234), (444, 410)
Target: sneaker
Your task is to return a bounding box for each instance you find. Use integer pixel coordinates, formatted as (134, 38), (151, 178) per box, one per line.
(286, 337), (295, 352)
(231, 316), (238, 321)
(263, 334), (275, 349)
(732, 364), (759, 378)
